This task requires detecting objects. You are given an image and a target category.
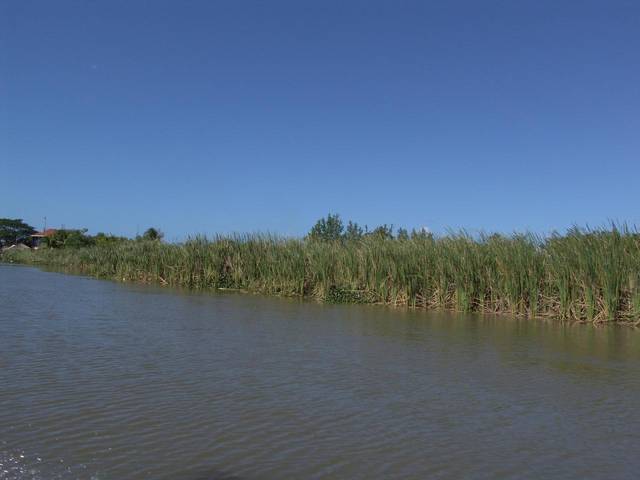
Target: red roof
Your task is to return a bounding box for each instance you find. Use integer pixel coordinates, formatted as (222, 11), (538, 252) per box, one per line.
(31, 229), (58, 237)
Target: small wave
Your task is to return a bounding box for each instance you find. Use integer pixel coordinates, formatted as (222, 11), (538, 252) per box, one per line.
(0, 450), (41, 480)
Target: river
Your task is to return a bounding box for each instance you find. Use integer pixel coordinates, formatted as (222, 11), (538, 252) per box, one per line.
(1, 264), (639, 479)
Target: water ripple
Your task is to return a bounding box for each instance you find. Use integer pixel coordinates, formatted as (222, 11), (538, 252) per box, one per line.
(2, 265), (640, 479)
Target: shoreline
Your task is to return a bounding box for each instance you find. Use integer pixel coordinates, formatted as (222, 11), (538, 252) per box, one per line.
(3, 232), (640, 326)
(5, 260), (638, 328)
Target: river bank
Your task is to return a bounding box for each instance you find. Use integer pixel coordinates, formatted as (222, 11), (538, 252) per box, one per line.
(3, 228), (640, 323)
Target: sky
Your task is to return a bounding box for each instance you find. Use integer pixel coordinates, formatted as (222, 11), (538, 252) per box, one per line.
(2, 1), (639, 241)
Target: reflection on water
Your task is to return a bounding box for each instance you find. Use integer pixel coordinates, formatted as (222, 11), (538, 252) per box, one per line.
(1, 264), (639, 479)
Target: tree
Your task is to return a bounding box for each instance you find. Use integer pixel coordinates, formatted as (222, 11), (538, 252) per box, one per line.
(369, 224), (394, 240)
(0, 218), (36, 246)
(45, 229), (94, 248)
(94, 232), (129, 246)
(344, 221), (364, 241)
(308, 214), (343, 241)
(64, 229), (94, 248)
(396, 227), (409, 241)
(411, 227), (434, 241)
(142, 227), (164, 241)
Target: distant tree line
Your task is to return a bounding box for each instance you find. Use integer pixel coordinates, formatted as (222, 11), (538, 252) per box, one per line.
(0, 218), (164, 249)
(307, 213), (431, 242)
(45, 227), (163, 248)
(3, 213), (432, 250)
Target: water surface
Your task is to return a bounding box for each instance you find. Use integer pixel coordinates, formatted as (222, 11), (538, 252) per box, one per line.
(1, 264), (639, 479)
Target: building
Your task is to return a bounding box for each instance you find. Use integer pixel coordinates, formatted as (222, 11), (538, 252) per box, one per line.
(30, 229), (58, 248)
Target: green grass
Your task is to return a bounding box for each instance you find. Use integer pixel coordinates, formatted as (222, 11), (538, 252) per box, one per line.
(4, 225), (640, 323)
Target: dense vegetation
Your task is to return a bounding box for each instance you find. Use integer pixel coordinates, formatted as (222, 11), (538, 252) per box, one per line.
(3, 217), (640, 324)
(0, 218), (36, 246)
(0, 220), (158, 249)
(43, 227), (157, 248)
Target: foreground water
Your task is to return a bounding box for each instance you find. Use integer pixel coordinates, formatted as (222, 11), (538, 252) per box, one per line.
(1, 265), (639, 479)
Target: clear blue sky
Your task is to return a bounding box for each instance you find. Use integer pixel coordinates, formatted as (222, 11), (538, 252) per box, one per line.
(2, 1), (639, 240)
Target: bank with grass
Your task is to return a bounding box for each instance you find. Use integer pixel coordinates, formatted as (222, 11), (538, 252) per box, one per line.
(4, 224), (640, 324)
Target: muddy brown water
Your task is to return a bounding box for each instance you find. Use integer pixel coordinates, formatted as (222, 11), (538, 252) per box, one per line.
(1, 264), (639, 479)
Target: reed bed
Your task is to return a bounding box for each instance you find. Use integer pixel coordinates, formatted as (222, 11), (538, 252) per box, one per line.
(4, 226), (640, 323)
